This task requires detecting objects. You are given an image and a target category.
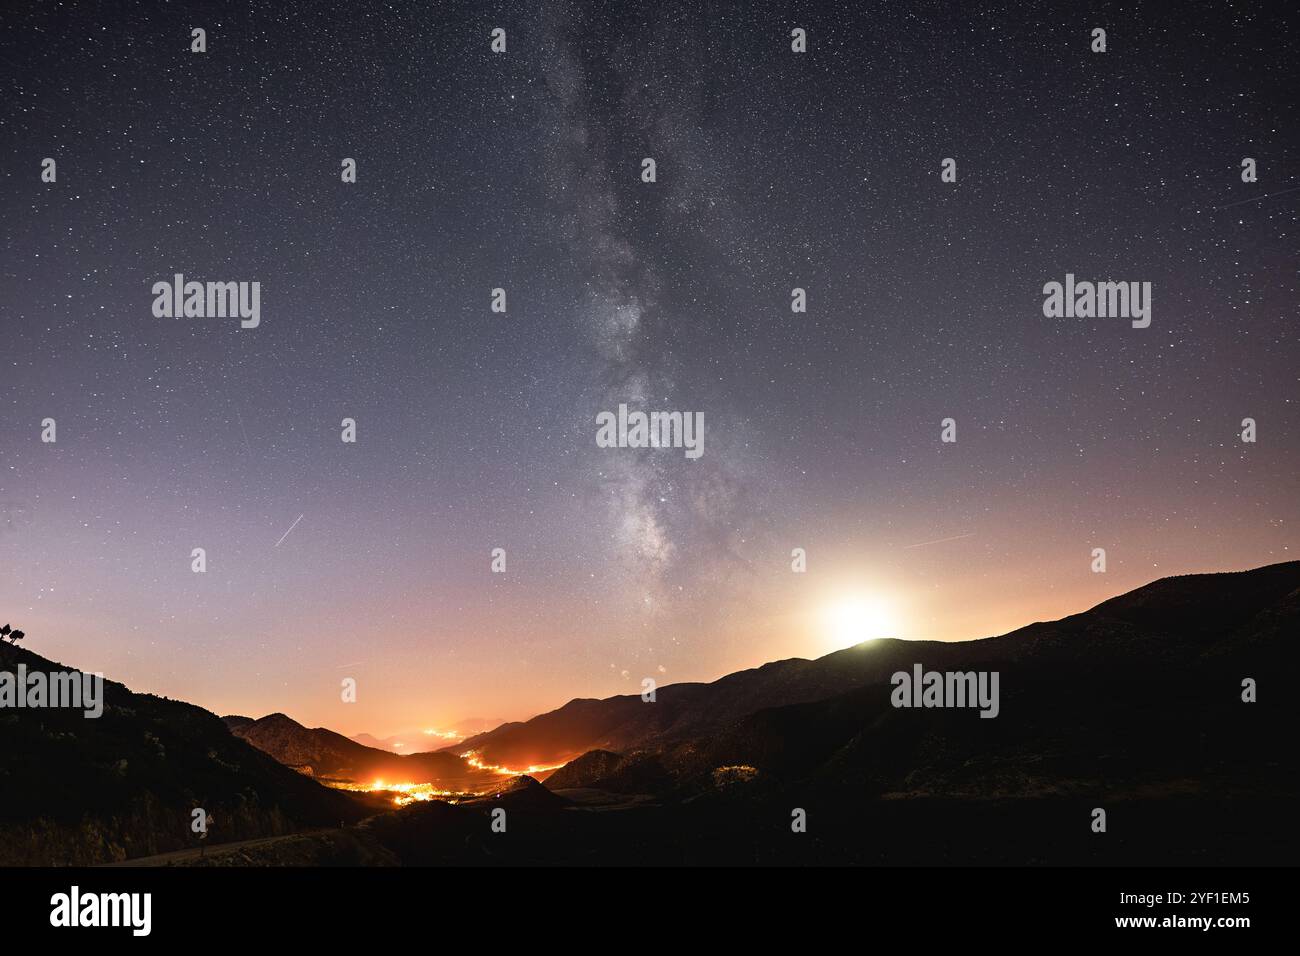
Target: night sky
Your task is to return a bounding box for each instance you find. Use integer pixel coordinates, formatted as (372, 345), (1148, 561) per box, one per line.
(2, 1), (1296, 736)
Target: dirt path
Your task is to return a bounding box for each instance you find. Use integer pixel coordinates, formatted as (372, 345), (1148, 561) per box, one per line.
(102, 828), (338, 867)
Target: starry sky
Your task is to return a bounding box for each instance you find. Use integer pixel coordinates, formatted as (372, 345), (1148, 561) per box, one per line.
(1, 0), (1296, 736)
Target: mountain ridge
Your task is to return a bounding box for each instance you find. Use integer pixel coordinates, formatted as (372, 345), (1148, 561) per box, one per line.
(460, 562), (1300, 772)
(538, 561), (1299, 809)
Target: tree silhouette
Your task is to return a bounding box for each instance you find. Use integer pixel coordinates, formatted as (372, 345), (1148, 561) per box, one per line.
(10, 629), (24, 646)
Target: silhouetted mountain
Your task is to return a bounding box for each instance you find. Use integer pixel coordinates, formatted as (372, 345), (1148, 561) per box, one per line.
(228, 712), (497, 791)
(446, 631), (969, 767)
(0, 646), (365, 865)
(520, 563), (1300, 802)
(464, 563), (1300, 787)
(693, 561), (1300, 803)
(372, 562), (1300, 864)
(445, 651), (900, 768)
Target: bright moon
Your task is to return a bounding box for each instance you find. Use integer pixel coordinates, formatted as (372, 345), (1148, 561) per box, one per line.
(823, 596), (898, 650)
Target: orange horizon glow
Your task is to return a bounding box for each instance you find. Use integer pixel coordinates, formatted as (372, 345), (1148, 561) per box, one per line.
(38, 554), (1286, 744)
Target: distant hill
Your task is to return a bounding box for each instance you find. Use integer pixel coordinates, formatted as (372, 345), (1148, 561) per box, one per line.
(0, 647), (365, 865)
(228, 712), (499, 791)
(346, 717), (505, 754)
(350, 732), (402, 752)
